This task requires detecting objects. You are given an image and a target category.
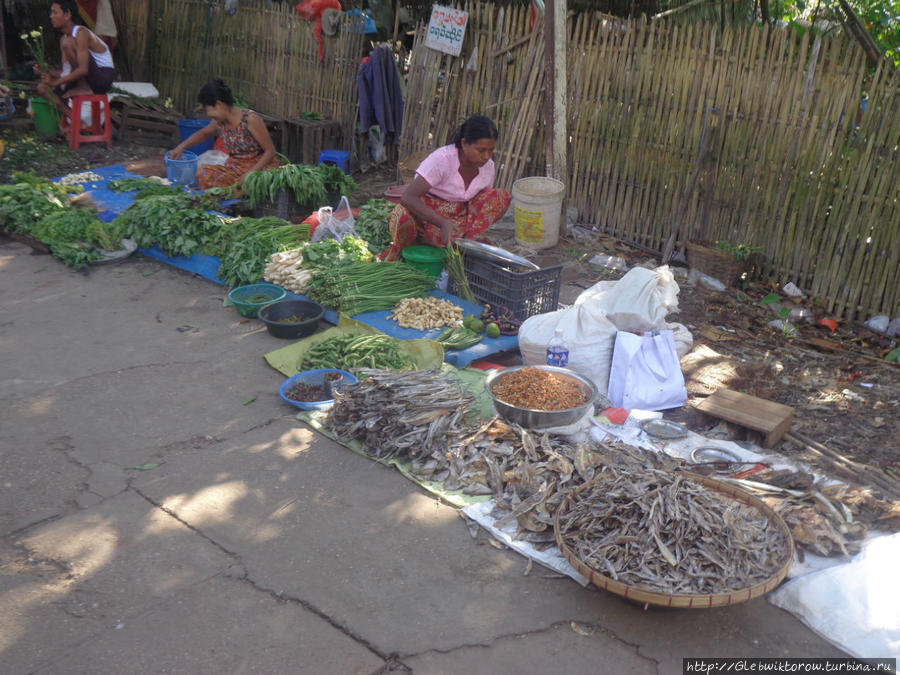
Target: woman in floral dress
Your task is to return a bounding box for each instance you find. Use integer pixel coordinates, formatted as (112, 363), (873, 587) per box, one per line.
(169, 79), (278, 189)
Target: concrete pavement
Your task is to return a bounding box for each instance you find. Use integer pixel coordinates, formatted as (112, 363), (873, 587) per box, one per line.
(0, 238), (846, 674)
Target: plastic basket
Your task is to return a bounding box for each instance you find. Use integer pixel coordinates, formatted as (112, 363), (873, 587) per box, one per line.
(164, 150), (198, 187)
(251, 189), (313, 222)
(227, 282), (286, 318)
(448, 255), (562, 322)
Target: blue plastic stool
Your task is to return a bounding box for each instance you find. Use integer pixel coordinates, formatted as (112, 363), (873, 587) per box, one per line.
(318, 149), (350, 174)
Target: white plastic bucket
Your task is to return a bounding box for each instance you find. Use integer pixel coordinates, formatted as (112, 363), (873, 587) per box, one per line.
(512, 177), (565, 250)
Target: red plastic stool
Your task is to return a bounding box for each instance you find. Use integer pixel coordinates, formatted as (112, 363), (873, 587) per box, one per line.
(63, 94), (112, 150)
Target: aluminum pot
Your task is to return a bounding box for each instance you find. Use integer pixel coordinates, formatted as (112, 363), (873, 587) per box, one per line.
(484, 365), (599, 429)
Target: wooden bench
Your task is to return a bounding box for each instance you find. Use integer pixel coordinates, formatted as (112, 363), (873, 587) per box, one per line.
(115, 100), (182, 147)
(694, 388), (794, 448)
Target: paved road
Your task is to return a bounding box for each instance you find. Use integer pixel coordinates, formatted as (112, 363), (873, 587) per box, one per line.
(0, 239), (845, 674)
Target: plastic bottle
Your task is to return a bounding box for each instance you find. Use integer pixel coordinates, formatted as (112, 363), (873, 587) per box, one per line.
(545, 328), (569, 367)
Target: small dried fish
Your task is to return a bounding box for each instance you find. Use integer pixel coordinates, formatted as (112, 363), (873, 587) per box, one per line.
(557, 463), (791, 595)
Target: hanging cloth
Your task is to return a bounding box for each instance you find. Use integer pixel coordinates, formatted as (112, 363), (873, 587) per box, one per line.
(357, 45), (404, 145)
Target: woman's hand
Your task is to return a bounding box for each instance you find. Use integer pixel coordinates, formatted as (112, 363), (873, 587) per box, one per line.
(440, 221), (455, 246)
(168, 146), (184, 160)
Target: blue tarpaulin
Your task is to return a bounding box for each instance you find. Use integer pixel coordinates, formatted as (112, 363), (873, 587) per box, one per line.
(56, 165), (517, 367)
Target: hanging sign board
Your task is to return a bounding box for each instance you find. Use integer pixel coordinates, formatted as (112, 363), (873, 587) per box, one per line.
(424, 5), (468, 57)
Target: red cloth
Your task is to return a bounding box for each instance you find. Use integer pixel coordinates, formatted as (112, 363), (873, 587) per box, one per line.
(295, 0), (341, 63)
(379, 188), (511, 262)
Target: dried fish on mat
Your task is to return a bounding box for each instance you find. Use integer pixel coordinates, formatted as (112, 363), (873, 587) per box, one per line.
(723, 473), (900, 560)
(556, 465), (792, 595)
(327, 369), (476, 460)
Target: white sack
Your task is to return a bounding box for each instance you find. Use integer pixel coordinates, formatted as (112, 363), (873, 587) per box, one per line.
(589, 265), (679, 332)
(518, 266), (682, 396)
(666, 321), (694, 359)
(197, 149), (228, 167)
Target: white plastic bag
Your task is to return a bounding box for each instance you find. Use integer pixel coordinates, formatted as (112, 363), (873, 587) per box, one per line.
(518, 265), (683, 396)
(311, 195), (356, 242)
(607, 330), (687, 411)
(197, 149), (228, 167)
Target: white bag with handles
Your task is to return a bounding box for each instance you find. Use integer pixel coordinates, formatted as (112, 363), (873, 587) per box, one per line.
(607, 329), (687, 411)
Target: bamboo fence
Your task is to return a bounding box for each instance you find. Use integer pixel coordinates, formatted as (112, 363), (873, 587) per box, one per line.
(399, 7), (898, 321)
(119, 0), (366, 148)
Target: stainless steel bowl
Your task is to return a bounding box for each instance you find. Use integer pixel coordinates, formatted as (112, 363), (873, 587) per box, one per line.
(485, 365), (599, 429)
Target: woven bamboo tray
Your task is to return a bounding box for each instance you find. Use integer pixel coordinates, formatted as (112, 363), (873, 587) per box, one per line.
(686, 241), (747, 286)
(554, 472), (794, 609)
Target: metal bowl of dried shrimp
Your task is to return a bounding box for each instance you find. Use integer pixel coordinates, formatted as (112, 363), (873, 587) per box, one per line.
(485, 365), (599, 429)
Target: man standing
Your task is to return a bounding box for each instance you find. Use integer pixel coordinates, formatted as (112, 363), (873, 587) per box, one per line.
(35, 1), (116, 128)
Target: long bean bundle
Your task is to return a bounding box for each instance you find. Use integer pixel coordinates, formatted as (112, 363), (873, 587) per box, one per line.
(305, 261), (434, 315)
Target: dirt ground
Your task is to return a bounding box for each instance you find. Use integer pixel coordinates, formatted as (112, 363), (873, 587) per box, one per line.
(5, 125), (899, 493)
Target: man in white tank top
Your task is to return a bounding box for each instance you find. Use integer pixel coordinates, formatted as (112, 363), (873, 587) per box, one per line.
(36, 1), (116, 122)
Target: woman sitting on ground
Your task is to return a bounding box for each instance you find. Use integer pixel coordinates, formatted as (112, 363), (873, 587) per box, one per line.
(169, 79), (278, 189)
(380, 115), (512, 261)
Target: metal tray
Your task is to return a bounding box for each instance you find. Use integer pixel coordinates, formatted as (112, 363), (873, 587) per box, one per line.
(690, 446), (742, 464)
(452, 238), (540, 270)
(92, 238), (137, 265)
(640, 418), (689, 439)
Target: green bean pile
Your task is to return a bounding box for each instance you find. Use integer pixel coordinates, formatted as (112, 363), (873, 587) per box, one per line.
(298, 334), (416, 372)
(305, 261), (434, 315)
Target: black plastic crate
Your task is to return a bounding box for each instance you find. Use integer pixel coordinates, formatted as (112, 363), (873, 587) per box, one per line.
(449, 255), (562, 322)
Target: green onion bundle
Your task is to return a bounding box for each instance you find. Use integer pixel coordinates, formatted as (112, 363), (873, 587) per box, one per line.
(305, 261), (434, 315)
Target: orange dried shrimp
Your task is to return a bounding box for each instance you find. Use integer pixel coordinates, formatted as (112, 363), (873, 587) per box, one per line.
(491, 367), (587, 411)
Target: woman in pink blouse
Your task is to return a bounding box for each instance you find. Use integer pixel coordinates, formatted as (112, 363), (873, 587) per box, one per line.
(380, 115), (511, 261)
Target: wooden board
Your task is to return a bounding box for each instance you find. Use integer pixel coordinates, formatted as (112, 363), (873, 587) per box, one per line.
(694, 388), (794, 447)
(281, 118), (342, 165)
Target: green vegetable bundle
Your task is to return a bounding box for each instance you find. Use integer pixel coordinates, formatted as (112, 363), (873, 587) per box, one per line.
(353, 198), (394, 254)
(0, 172), (79, 233)
(107, 177), (172, 192)
(298, 334), (416, 372)
(31, 208), (99, 243)
(113, 195), (222, 258)
(305, 261), (434, 315)
(216, 221), (311, 288)
(317, 164), (358, 197)
(435, 326), (482, 350)
(299, 235), (373, 268)
(48, 241), (102, 270)
(242, 164), (327, 209)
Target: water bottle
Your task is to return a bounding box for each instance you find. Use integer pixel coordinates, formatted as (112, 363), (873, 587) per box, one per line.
(545, 328), (569, 367)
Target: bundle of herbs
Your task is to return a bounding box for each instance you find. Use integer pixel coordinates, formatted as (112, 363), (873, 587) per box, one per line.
(305, 261), (434, 314)
(216, 220), (311, 288)
(298, 235), (372, 268)
(30, 208), (125, 269)
(353, 198), (394, 254)
(241, 164), (356, 209)
(31, 208), (100, 243)
(0, 172), (80, 233)
(113, 195), (223, 258)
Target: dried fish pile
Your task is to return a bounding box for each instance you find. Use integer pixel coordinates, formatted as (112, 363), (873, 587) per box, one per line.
(723, 473), (900, 560)
(557, 466), (790, 595)
(327, 369), (475, 460)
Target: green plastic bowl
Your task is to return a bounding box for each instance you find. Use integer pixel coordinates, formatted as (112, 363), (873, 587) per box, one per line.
(227, 283), (287, 318)
(401, 245), (446, 278)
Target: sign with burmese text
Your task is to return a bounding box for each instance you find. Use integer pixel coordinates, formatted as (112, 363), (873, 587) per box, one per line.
(424, 5), (468, 56)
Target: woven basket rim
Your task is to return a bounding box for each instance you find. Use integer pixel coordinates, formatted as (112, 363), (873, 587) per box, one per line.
(553, 471), (794, 608)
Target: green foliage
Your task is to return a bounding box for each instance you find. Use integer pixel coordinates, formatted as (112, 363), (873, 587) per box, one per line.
(47, 241), (102, 270)
(113, 195), (223, 258)
(298, 235), (373, 268)
(353, 198), (395, 254)
(886, 347), (900, 363)
(31, 208), (99, 243)
(0, 174), (76, 232)
(716, 240), (760, 261)
(215, 219), (310, 288)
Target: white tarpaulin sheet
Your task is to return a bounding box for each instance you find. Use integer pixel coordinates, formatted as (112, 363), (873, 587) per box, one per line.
(470, 410), (895, 658)
(769, 532), (900, 659)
